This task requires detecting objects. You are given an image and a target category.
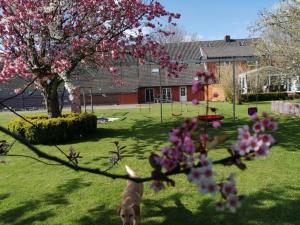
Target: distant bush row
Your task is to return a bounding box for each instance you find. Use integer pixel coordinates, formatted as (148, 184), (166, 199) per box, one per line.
(8, 113), (97, 144)
(241, 92), (291, 102)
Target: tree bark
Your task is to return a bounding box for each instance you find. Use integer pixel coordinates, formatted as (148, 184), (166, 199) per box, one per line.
(41, 77), (61, 118)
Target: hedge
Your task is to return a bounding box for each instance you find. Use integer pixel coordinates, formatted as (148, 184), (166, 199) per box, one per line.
(8, 113), (97, 144)
(241, 92), (289, 102)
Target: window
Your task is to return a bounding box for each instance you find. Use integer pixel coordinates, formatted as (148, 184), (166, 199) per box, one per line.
(247, 61), (256, 70)
(145, 88), (154, 102)
(162, 88), (172, 102)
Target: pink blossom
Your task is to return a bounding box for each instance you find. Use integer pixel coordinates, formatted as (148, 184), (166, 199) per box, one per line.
(109, 67), (118, 74)
(200, 166), (214, 179)
(268, 121), (278, 131)
(212, 120), (221, 129)
(192, 99), (199, 105)
(139, 59), (145, 65)
(215, 201), (225, 211)
(192, 80), (200, 94)
(249, 137), (262, 151)
(250, 113), (259, 121)
(212, 92), (219, 98)
(226, 194), (241, 213)
(222, 182), (237, 196)
(160, 157), (177, 171)
(199, 180), (218, 195)
(258, 134), (275, 147)
(14, 88), (22, 94)
(255, 145), (269, 157)
(200, 133), (209, 142)
(234, 141), (251, 156)
(253, 122), (264, 133)
(184, 155), (195, 168)
(188, 167), (203, 184)
(150, 181), (165, 192)
(206, 182), (219, 195)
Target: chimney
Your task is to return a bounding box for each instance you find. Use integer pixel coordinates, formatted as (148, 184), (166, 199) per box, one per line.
(224, 35), (231, 42)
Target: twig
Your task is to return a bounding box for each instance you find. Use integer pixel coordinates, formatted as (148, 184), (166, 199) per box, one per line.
(1, 154), (62, 166)
(0, 77), (37, 104)
(0, 102), (72, 161)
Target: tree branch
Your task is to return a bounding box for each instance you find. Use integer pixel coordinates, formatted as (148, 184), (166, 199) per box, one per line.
(0, 124), (236, 183)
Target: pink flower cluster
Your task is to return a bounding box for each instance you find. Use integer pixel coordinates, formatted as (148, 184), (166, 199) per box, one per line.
(216, 174), (242, 212)
(150, 111), (278, 213)
(157, 118), (199, 171)
(233, 112), (277, 158)
(0, 0), (186, 85)
(188, 156), (218, 195)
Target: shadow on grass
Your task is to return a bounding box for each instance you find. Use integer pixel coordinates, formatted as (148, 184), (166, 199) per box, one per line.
(74, 185), (300, 225)
(77, 204), (119, 225)
(0, 193), (10, 201)
(141, 186), (300, 225)
(0, 178), (91, 225)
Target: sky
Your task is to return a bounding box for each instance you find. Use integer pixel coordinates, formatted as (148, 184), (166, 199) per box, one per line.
(159, 0), (280, 40)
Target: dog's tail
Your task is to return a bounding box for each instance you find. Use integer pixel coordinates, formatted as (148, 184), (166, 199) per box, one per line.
(125, 165), (138, 178)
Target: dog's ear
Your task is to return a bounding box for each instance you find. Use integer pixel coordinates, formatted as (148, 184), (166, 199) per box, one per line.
(132, 204), (140, 217)
(117, 205), (121, 215)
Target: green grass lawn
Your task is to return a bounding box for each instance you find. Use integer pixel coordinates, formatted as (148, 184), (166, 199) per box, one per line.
(1, 102), (300, 225)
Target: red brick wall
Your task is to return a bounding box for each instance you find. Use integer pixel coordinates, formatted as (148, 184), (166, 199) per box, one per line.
(118, 93), (138, 104)
(83, 93), (138, 105)
(187, 86), (204, 101)
(172, 87), (180, 101)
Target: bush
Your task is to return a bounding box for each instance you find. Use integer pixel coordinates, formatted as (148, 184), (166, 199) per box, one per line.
(8, 113), (97, 144)
(241, 92), (289, 102)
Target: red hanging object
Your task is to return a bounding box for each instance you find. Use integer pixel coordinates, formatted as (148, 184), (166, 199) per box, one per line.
(198, 115), (224, 122)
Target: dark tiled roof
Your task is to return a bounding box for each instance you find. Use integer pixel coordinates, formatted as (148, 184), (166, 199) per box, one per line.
(0, 38), (257, 96)
(200, 38), (257, 59)
(164, 41), (202, 62)
(71, 63), (205, 93)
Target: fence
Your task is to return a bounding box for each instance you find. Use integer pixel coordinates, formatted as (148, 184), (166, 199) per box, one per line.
(271, 101), (300, 117)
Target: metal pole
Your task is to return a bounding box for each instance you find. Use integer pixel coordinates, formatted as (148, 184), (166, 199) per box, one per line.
(159, 69), (163, 123)
(82, 89), (86, 113)
(232, 59), (236, 123)
(256, 60), (259, 102)
(90, 89), (94, 113)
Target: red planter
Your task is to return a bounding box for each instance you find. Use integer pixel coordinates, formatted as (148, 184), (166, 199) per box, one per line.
(198, 115), (224, 122)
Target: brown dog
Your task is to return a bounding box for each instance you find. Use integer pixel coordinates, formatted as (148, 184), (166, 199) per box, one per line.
(118, 165), (144, 225)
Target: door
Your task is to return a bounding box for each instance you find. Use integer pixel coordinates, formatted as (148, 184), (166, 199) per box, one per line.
(145, 88), (154, 102)
(180, 86), (187, 102)
(162, 88), (172, 102)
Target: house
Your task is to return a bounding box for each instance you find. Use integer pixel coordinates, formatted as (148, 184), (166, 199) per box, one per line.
(0, 35), (258, 109)
(239, 66), (300, 94)
(73, 35), (257, 104)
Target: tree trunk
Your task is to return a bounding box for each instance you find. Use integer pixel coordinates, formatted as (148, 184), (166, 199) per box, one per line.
(42, 77), (61, 118)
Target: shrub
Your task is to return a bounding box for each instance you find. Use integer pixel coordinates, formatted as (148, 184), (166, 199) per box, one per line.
(241, 92), (289, 102)
(8, 113), (97, 144)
